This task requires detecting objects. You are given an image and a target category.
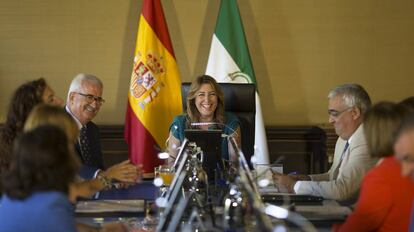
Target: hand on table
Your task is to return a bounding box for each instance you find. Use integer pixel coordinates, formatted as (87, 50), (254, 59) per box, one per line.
(272, 172), (297, 193)
(99, 222), (127, 232)
(290, 174), (311, 181)
(104, 160), (143, 183)
(77, 222), (127, 232)
(112, 182), (136, 189)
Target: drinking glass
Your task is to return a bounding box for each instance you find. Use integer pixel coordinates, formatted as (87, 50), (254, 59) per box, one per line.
(159, 165), (173, 187)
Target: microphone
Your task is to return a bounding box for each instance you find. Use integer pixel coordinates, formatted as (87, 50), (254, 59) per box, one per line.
(190, 121), (240, 166)
(190, 122), (239, 137)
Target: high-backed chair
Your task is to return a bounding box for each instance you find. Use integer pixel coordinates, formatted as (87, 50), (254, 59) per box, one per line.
(181, 83), (256, 162)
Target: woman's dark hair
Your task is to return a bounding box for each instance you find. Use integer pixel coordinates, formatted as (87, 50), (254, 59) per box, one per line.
(399, 96), (414, 112)
(0, 78), (47, 167)
(2, 125), (79, 199)
(186, 75), (225, 126)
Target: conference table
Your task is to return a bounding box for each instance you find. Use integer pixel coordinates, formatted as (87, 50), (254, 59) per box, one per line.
(75, 181), (157, 229)
(75, 181), (350, 230)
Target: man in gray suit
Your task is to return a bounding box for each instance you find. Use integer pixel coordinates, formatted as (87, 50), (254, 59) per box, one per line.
(273, 84), (377, 202)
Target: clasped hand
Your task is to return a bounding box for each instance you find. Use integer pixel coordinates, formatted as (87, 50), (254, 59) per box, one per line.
(104, 160), (143, 184)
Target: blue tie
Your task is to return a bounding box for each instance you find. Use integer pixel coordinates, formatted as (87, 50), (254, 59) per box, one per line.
(80, 126), (94, 166)
(339, 141), (350, 164)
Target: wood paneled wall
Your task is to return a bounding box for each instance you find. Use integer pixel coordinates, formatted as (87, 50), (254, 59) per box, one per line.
(99, 125), (338, 174)
(0, 124), (337, 173)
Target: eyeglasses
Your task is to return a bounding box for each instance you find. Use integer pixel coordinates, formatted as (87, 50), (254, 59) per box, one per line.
(75, 92), (105, 105)
(328, 107), (353, 118)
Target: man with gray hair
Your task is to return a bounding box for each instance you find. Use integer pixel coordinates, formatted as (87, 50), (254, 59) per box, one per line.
(66, 73), (140, 184)
(273, 84), (377, 203)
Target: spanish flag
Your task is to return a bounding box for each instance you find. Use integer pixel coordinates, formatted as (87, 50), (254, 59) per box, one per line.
(125, 0), (182, 174)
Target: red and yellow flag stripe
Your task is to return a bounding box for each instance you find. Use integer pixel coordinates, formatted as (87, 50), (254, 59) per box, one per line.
(125, 0), (182, 173)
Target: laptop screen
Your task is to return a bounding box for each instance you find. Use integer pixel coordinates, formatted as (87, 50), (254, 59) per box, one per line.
(184, 129), (223, 179)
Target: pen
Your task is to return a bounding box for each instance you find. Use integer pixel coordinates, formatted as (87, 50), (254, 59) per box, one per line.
(269, 168), (280, 175)
(288, 171), (298, 175)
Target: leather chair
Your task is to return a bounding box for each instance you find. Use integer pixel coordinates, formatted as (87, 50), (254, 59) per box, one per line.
(181, 83), (256, 162)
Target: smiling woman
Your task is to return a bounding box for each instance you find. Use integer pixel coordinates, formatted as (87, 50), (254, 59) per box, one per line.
(186, 75), (224, 125)
(194, 83), (218, 122)
(166, 75), (241, 162)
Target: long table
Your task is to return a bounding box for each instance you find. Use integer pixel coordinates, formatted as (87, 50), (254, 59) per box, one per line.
(97, 181), (157, 200)
(75, 181), (350, 230)
(75, 181), (157, 219)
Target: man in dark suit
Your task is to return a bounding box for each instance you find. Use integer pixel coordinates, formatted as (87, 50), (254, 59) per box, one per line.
(66, 73), (139, 183)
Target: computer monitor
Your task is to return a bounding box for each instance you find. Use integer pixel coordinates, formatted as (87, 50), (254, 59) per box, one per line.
(156, 170), (187, 232)
(172, 138), (189, 171)
(184, 129), (223, 180)
(166, 150), (189, 202)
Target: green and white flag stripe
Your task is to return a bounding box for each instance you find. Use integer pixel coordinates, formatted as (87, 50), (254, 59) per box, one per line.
(206, 0), (269, 164)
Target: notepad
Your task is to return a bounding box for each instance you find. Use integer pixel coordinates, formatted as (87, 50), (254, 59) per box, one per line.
(75, 200), (144, 213)
(255, 164), (284, 190)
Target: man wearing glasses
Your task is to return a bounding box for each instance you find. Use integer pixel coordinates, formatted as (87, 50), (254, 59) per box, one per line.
(66, 73), (139, 185)
(273, 84), (377, 203)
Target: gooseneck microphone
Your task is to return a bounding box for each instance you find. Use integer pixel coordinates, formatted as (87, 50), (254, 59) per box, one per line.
(189, 122), (238, 137)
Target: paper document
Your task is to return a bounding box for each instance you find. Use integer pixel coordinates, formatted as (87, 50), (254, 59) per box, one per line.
(76, 200), (145, 213)
(258, 186), (279, 194)
(294, 205), (352, 218)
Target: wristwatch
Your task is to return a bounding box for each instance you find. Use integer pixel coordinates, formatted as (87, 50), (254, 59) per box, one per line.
(96, 171), (112, 190)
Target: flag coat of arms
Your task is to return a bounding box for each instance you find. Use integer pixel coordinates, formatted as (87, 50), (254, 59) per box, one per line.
(206, 0), (269, 164)
(125, 0), (182, 173)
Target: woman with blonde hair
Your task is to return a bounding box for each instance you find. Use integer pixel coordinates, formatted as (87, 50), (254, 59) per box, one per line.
(1, 123), (127, 232)
(24, 104), (112, 201)
(24, 103), (79, 142)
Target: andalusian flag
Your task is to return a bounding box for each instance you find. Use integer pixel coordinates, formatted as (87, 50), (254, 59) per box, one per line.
(206, 0), (269, 164)
(125, 0), (182, 173)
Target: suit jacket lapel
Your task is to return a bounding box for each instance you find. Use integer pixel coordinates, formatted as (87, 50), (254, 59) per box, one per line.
(331, 139), (349, 180)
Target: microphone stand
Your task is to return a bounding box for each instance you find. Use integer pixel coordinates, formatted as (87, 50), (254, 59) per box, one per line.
(238, 169), (275, 231)
(227, 136), (274, 231)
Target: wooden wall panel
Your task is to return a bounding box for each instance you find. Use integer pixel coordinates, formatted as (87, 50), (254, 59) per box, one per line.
(0, 124), (337, 172)
(266, 126), (330, 174)
(99, 125), (338, 174)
